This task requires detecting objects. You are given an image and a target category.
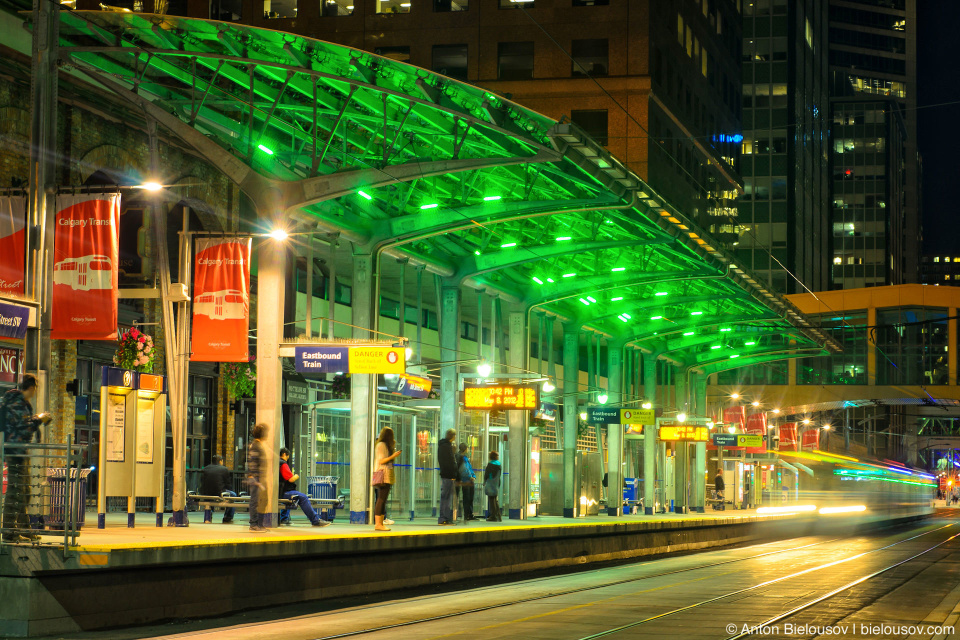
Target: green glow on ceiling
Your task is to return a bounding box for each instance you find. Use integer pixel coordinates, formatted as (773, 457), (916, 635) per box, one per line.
(618, 315), (628, 322)
(720, 328), (731, 332)
(474, 250), (481, 256)
(501, 242), (517, 248)
(622, 313), (631, 319)
(357, 190), (373, 200)
(547, 278), (555, 283)
(745, 341), (756, 346)
(691, 311), (703, 316)
(611, 296), (623, 301)
(579, 298), (590, 306)
(655, 291), (668, 296)
(730, 354), (740, 359)
(420, 203), (439, 210)
(586, 296), (597, 303)
(556, 236), (572, 242)
(532, 277), (543, 285)
(683, 331), (695, 336)
(483, 195), (502, 201)
(257, 143), (274, 155)
(562, 273), (576, 278)
(650, 315), (662, 320)
(710, 345), (721, 349)
(611, 267), (626, 272)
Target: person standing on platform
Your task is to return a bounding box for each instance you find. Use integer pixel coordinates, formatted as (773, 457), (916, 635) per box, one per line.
(713, 467), (725, 511)
(483, 451), (502, 522)
(246, 423), (268, 532)
(279, 448), (331, 527)
(437, 429), (458, 525)
(373, 427), (401, 531)
(457, 443), (478, 521)
(0, 374), (50, 542)
(200, 454), (236, 523)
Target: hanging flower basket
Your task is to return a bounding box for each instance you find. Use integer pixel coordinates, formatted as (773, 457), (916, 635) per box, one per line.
(331, 374), (350, 399)
(113, 327), (155, 373)
(222, 358), (256, 398)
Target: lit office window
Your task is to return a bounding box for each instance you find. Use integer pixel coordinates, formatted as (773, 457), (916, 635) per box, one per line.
(500, 0), (534, 8)
(321, 0), (353, 16)
(263, 0), (296, 18)
(434, 0), (467, 10)
(378, 0), (411, 13)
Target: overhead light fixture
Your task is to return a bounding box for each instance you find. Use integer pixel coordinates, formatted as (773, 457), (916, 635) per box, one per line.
(691, 311), (703, 316)
(683, 331), (695, 336)
(730, 393), (740, 400)
(587, 296), (597, 303)
(727, 426), (736, 433)
(745, 341), (756, 346)
(476, 362), (492, 378)
(611, 267), (626, 272)
(542, 380), (555, 393)
(802, 418), (811, 425)
(597, 392), (608, 404)
(650, 315), (663, 320)
(655, 291), (668, 296)
(677, 413), (686, 422)
(772, 408), (780, 414)
(579, 411), (587, 421)
(501, 242), (517, 248)
(622, 313), (631, 319)
(268, 228), (288, 241)
(138, 181), (163, 191)
(822, 424), (831, 430)
(611, 296), (624, 301)
(405, 347), (413, 361)
(483, 195), (502, 201)
(751, 401), (760, 407)
(357, 190), (373, 200)
(257, 143), (274, 155)
(556, 236), (572, 242)
(579, 298), (591, 306)
(420, 203), (439, 210)
(532, 277), (543, 284)
(641, 402), (652, 410)
(562, 273), (576, 278)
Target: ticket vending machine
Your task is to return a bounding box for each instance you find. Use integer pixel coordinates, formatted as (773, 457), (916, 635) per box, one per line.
(97, 367), (167, 528)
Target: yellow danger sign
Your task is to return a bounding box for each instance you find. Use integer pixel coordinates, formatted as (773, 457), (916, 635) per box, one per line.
(349, 347), (406, 374)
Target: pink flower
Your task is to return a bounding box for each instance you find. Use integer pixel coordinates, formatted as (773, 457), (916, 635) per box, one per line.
(145, 346), (152, 354)
(137, 342), (144, 351)
(130, 328), (140, 339)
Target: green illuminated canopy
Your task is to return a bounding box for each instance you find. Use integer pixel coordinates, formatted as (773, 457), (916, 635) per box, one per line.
(49, 11), (838, 369)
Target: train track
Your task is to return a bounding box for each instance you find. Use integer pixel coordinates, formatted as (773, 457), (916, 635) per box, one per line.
(305, 522), (952, 640)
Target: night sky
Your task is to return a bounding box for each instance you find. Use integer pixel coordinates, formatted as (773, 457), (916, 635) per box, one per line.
(917, 2), (960, 255)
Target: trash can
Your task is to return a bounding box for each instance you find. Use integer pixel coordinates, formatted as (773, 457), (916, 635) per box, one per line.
(623, 477), (639, 504)
(307, 476), (339, 522)
(46, 468), (91, 530)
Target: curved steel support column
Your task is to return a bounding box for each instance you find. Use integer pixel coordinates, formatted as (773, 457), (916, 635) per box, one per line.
(606, 342), (623, 516)
(439, 281), (461, 476)
(508, 311), (527, 520)
(562, 325), (579, 518)
(643, 353), (657, 515)
(692, 372), (707, 513)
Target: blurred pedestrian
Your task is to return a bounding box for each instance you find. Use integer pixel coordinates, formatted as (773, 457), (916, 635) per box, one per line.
(458, 443), (478, 521)
(279, 448), (330, 527)
(200, 454), (236, 523)
(484, 451), (502, 522)
(1, 374), (51, 542)
(246, 423), (268, 532)
(713, 467), (725, 511)
(437, 429), (457, 525)
(373, 427), (401, 531)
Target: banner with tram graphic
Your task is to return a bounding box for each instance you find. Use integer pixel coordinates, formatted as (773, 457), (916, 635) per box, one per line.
(0, 196), (26, 296)
(51, 194), (120, 340)
(801, 428), (820, 450)
(778, 422), (798, 451)
(190, 238), (252, 362)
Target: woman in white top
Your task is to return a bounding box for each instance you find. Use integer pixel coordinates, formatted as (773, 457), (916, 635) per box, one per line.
(374, 427), (401, 531)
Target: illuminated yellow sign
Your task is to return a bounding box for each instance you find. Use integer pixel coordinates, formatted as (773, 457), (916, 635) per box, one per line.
(658, 424), (709, 442)
(349, 347), (406, 374)
(463, 384), (539, 410)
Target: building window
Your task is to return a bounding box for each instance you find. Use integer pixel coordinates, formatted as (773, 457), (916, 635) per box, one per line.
(321, 0), (354, 16)
(876, 307), (949, 386)
(500, 0), (533, 7)
(571, 109), (608, 146)
(573, 0), (608, 5)
(434, 0), (468, 10)
(188, 376), (215, 470)
(498, 41), (534, 80)
(264, 0), (297, 18)
(210, 0), (243, 20)
(677, 13), (684, 46)
(375, 46), (411, 63)
(571, 39), (608, 77)
(797, 312), (868, 385)
(378, 0), (411, 13)
(432, 44), (468, 80)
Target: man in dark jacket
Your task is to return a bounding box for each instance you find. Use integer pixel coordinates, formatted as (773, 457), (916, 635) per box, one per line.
(1, 374), (51, 542)
(200, 455), (236, 523)
(714, 468), (726, 510)
(437, 429), (458, 525)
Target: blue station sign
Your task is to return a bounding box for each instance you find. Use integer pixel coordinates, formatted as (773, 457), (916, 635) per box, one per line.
(295, 347), (349, 373)
(712, 433), (739, 447)
(0, 301), (29, 340)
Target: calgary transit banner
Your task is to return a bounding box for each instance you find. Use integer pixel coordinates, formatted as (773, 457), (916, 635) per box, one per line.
(744, 412), (767, 454)
(0, 196), (26, 296)
(801, 428), (820, 450)
(51, 194), (120, 340)
(778, 423), (798, 451)
(191, 238), (251, 362)
(723, 406), (746, 432)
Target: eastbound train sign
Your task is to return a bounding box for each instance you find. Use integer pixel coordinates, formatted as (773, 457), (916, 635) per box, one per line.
(586, 407), (655, 425)
(295, 346), (405, 374)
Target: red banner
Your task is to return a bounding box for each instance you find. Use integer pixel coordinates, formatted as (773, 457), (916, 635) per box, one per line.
(801, 428), (820, 450)
(0, 196), (26, 296)
(0, 347), (20, 384)
(190, 238), (251, 362)
(51, 194), (120, 340)
(723, 406), (746, 432)
(745, 412), (767, 453)
(778, 423), (797, 451)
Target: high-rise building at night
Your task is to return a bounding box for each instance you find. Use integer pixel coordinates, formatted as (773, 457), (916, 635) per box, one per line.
(737, 0), (830, 295)
(827, 0), (920, 287)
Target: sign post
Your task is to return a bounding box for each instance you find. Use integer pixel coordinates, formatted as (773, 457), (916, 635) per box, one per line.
(656, 417), (711, 514)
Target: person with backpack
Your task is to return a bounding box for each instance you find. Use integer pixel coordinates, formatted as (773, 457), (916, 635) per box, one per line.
(1, 374), (51, 542)
(483, 451), (502, 522)
(457, 443), (478, 521)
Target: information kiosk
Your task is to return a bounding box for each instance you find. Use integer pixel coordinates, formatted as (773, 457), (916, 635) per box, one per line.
(97, 368), (167, 528)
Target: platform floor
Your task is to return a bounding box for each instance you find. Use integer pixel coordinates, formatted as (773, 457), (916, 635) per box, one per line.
(57, 507), (776, 550)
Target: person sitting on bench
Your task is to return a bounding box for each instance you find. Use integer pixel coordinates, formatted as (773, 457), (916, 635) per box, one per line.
(279, 448), (330, 527)
(200, 454), (236, 523)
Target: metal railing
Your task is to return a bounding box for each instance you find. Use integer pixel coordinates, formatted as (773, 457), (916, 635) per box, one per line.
(1, 435), (85, 556)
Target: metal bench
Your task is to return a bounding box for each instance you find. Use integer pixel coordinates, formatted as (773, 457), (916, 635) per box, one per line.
(189, 493), (343, 523)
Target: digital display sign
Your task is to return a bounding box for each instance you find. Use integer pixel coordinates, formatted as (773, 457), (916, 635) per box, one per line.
(659, 424), (709, 442)
(463, 384), (539, 410)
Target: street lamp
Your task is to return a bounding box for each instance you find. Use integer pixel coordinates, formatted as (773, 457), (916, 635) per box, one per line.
(476, 361), (492, 378)
(137, 181), (163, 191)
(677, 412), (687, 422)
(772, 408), (781, 415)
(597, 392), (608, 404)
(642, 401), (652, 410)
(542, 380), (556, 393)
(579, 411), (587, 421)
(730, 393), (740, 400)
(751, 400), (760, 408)
(268, 228), (289, 241)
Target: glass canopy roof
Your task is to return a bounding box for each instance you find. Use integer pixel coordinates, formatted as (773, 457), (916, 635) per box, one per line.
(48, 11), (839, 371)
